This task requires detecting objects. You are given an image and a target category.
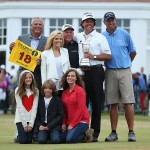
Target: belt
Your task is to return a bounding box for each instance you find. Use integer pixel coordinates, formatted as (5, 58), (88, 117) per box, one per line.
(82, 64), (102, 72)
(106, 67), (129, 70)
(90, 64), (102, 69)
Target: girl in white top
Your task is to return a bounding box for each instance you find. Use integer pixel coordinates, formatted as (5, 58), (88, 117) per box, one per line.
(15, 70), (39, 144)
(41, 30), (70, 97)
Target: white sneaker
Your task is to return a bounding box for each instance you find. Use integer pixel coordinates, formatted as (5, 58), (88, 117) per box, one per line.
(14, 129), (19, 143)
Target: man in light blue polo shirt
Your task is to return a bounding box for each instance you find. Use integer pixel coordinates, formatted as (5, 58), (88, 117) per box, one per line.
(102, 12), (137, 142)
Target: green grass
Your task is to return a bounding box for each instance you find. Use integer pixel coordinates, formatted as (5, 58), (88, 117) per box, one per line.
(0, 113), (150, 150)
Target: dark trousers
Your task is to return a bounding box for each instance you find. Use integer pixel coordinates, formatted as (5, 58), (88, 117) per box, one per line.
(84, 65), (104, 138)
(38, 130), (60, 144)
(16, 122), (34, 144)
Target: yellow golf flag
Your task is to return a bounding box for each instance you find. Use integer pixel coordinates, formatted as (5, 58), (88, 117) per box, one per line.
(9, 40), (41, 72)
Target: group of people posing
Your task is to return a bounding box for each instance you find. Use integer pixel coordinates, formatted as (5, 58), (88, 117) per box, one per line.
(9, 11), (137, 144)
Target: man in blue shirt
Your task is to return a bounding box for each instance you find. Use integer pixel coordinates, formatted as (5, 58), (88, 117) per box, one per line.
(134, 72), (147, 114)
(102, 12), (136, 142)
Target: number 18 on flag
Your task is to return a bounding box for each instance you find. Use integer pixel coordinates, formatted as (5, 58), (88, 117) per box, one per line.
(9, 40), (41, 72)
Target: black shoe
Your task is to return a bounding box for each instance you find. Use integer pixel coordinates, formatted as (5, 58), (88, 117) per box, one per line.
(92, 137), (98, 142)
(32, 134), (38, 142)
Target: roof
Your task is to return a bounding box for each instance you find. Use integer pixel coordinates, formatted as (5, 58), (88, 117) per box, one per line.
(0, 0), (150, 2)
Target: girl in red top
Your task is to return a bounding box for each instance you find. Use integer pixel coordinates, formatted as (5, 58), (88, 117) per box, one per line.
(60, 68), (93, 143)
(15, 70), (39, 144)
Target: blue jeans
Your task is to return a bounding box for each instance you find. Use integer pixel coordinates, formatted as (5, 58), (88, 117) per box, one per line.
(60, 123), (89, 143)
(38, 130), (60, 144)
(16, 122), (34, 144)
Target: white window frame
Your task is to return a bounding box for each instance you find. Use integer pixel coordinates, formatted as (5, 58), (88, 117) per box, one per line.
(21, 18), (32, 34)
(116, 19), (130, 33)
(147, 20), (150, 46)
(49, 18), (73, 34)
(0, 19), (7, 45)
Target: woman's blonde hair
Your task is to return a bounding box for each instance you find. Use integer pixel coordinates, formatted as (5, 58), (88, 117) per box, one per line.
(44, 30), (64, 50)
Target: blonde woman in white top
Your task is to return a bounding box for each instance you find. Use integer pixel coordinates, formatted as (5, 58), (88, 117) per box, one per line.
(41, 30), (70, 97)
(15, 70), (39, 144)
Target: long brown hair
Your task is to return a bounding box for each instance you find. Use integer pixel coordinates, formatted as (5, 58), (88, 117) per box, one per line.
(17, 70), (38, 98)
(60, 68), (85, 90)
(41, 79), (58, 96)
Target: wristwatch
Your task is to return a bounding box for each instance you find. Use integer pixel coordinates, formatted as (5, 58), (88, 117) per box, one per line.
(94, 55), (97, 60)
